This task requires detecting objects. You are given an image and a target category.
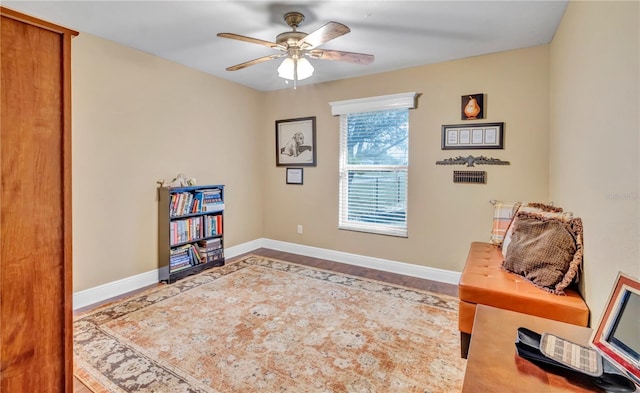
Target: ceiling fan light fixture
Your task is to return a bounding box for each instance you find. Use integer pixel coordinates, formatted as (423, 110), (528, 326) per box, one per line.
(278, 57), (314, 80)
(219, 11), (373, 88)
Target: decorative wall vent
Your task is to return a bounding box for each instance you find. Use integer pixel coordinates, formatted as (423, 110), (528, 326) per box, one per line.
(436, 155), (510, 167)
(453, 170), (486, 184)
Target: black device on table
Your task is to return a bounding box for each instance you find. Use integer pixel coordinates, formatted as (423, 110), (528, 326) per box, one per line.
(515, 272), (640, 393)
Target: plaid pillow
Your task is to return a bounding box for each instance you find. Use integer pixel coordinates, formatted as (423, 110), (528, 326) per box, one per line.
(490, 202), (522, 245)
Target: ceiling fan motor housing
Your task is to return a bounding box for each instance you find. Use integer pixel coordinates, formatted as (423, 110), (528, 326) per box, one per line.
(217, 10), (374, 75)
(276, 31), (307, 49)
(283, 12), (305, 29)
(278, 11), (310, 53)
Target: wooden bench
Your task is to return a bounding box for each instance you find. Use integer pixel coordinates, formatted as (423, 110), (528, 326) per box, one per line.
(457, 242), (589, 358)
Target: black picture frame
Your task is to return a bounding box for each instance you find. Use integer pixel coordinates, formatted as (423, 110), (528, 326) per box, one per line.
(461, 93), (485, 120)
(286, 168), (304, 185)
(276, 116), (317, 166)
(441, 122), (504, 150)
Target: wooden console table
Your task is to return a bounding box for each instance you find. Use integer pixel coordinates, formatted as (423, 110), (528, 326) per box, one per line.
(462, 305), (606, 392)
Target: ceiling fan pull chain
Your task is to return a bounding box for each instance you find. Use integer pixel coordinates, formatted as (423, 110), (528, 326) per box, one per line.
(293, 57), (298, 89)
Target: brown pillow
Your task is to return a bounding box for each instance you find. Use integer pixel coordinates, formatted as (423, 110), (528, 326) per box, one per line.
(501, 204), (573, 259)
(503, 212), (583, 294)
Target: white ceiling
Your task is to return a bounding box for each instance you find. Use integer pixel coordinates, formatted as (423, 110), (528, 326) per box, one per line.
(4, 1), (568, 92)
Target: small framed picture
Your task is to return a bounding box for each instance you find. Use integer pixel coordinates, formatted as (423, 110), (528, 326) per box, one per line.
(442, 122), (504, 150)
(276, 116), (316, 166)
(590, 272), (640, 384)
(462, 94), (484, 120)
(286, 168), (303, 185)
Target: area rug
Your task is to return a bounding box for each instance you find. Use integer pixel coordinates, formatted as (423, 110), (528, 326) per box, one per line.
(74, 255), (465, 392)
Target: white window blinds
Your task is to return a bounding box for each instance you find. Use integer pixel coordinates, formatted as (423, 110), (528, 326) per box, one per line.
(330, 93), (417, 237)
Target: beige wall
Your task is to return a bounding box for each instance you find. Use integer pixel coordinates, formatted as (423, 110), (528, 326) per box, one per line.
(549, 1), (640, 322)
(72, 1), (638, 324)
(72, 33), (265, 291)
(73, 36), (551, 291)
(261, 46), (551, 273)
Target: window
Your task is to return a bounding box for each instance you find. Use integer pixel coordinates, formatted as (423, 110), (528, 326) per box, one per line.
(330, 93), (417, 237)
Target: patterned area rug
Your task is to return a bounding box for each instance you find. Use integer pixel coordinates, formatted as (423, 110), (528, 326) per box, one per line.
(74, 255), (465, 392)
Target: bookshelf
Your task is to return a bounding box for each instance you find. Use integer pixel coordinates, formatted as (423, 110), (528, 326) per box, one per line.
(158, 185), (225, 283)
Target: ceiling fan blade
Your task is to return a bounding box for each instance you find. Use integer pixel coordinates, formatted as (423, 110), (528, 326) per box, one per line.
(297, 22), (350, 49)
(225, 53), (286, 71)
(308, 49), (374, 65)
(217, 33), (286, 51)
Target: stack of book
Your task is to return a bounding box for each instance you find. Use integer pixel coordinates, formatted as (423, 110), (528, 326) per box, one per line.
(197, 238), (223, 264)
(198, 189), (224, 212)
(169, 244), (203, 272)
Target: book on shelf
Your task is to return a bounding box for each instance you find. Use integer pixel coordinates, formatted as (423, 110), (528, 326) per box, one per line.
(188, 245), (203, 265)
(170, 256), (190, 266)
(170, 244), (203, 268)
(176, 193), (188, 216)
(197, 238), (222, 249)
(201, 188), (221, 200)
(202, 202), (224, 212)
(170, 192), (188, 217)
(170, 216), (205, 245)
(196, 238), (223, 263)
(203, 215), (223, 237)
(170, 263), (192, 273)
(191, 199), (199, 214)
(170, 188), (222, 216)
(170, 258), (191, 271)
(193, 191), (204, 213)
(170, 257), (190, 267)
(170, 249), (190, 257)
(169, 194), (177, 216)
(202, 191), (222, 207)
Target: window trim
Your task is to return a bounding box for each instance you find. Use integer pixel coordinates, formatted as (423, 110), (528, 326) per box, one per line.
(330, 92), (418, 116)
(330, 92), (418, 237)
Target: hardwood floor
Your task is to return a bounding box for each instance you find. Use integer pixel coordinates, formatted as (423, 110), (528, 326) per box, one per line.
(248, 248), (458, 296)
(73, 248), (458, 392)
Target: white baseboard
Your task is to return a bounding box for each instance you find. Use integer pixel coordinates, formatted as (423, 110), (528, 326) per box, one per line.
(73, 238), (460, 310)
(226, 238), (263, 257)
(72, 241), (261, 310)
(259, 238), (461, 285)
(73, 269), (159, 310)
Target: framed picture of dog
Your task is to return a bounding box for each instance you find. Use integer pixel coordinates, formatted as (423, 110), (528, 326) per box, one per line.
(276, 116), (317, 166)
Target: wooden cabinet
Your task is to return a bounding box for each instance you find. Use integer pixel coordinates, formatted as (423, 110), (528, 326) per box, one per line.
(158, 185), (225, 283)
(0, 7), (77, 392)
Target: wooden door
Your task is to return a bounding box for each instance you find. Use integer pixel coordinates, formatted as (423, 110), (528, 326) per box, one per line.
(0, 8), (77, 392)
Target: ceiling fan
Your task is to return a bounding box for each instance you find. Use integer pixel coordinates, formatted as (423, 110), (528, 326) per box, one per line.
(217, 12), (374, 88)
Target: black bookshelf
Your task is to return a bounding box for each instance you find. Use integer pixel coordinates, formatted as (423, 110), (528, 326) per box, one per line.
(157, 185), (225, 283)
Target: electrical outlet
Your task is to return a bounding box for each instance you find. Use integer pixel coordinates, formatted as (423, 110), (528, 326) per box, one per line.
(297, 225), (303, 234)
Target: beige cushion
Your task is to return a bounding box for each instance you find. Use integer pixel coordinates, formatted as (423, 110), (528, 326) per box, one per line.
(503, 212), (583, 295)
